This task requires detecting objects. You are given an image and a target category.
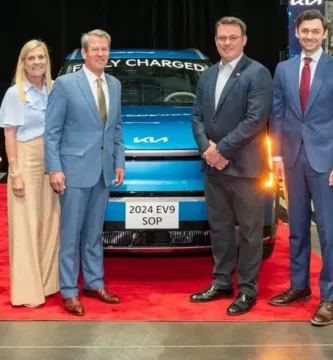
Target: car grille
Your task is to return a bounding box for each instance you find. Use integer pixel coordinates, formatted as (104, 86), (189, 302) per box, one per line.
(103, 230), (211, 247)
(102, 224), (273, 248)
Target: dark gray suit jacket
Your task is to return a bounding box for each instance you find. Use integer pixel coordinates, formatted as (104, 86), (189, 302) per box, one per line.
(192, 54), (273, 178)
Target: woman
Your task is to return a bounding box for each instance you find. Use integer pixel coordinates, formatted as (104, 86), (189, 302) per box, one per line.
(0, 40), (60, 307)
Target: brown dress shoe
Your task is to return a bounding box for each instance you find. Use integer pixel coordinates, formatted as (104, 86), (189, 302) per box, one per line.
(311, 302), (333, 326)
(63, 296), (84, 316)
(83, 288), (120, 304)
(269, 288), (311, 306)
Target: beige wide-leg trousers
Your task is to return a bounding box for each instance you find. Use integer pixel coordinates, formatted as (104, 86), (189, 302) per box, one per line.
(7, 136), (60, 306)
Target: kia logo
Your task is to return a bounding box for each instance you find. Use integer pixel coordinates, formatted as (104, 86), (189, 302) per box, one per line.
(290, 0), (322, 5)
(134, 137), (168, 143)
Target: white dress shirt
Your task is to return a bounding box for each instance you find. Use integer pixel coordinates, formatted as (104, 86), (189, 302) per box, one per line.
(273, 47), (323, 161)
(299, 46), (322, 87)
(215, 53), (243, 108)
(82, 65), (109, 113)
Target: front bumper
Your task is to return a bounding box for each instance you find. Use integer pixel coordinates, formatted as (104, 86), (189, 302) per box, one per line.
(102, 190), (279, 252)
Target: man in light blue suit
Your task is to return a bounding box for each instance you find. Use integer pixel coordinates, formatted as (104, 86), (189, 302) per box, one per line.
(269, 10), (333, 326)
(44, 29), (125, 316)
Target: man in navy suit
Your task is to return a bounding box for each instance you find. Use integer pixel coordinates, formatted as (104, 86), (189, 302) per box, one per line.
(44, 29), (125, 316)
(190, 16), (273, 315)
(269, 10), (333, 326)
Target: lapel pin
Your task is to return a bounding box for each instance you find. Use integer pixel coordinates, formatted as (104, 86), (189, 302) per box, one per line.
(236, 73), (240, 76)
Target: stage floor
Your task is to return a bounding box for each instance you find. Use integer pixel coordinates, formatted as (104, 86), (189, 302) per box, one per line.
(0, 178), (330, 360)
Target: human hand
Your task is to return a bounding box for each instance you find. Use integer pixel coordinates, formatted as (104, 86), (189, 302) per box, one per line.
(49, 171), (66, 195)
(214, 157), (229, 170)
(272, 160), (285, 180)
(11, 176), (25, 198)
(203, 140), (222, 166)
(329, 170), (333, 186)
(114, 168), (125, 188)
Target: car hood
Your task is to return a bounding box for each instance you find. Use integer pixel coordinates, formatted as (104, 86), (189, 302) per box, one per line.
(121, 106), (197, 150)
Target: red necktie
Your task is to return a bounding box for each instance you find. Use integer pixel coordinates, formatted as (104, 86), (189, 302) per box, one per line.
(300, 57), (312, 115)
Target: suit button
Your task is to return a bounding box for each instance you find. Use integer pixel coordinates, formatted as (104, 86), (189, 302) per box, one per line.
(101, 146), (104, 150)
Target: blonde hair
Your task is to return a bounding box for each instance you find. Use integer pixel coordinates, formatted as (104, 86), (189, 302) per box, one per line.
(14, 39), (52, 102)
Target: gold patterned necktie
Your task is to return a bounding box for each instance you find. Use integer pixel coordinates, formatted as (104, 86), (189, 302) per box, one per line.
(96, 77), (107, 126)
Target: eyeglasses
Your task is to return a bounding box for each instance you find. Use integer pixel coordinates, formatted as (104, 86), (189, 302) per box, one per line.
(216, 35), (243, 43)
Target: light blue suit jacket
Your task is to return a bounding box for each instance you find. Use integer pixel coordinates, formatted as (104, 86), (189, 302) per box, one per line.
(44, 68), (125, 188)
(270, 52), (333, 173)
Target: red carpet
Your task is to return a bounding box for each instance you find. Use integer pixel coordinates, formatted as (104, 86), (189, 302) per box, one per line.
(0, 183), (323, 321)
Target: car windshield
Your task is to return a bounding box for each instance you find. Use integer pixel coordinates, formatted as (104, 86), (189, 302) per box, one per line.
(64, 58), (210, 106)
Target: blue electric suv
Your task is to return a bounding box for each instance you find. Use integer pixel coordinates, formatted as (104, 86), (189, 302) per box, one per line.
(60, 48), (279, 259)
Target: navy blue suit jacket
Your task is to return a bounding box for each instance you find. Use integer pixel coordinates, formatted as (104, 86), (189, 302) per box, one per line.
(270, 52), (333, 173)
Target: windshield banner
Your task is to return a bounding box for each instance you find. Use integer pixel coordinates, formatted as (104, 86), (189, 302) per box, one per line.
(72, 59), (207, 72)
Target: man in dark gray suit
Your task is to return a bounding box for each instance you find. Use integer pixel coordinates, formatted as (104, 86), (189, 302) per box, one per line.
(190, 16), (273, 315)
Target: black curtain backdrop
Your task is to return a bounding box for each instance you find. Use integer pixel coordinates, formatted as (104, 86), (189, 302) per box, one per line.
(0, 0), (288, 171)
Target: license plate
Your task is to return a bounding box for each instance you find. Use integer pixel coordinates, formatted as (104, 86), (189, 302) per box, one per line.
(125, 202), (179, 229)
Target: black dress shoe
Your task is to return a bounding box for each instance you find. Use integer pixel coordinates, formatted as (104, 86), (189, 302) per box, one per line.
(190, 284), (234, 303)
(227, 293), (256, 315)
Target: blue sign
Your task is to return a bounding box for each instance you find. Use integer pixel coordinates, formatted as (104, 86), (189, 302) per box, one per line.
(288, 0), (326, 58)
